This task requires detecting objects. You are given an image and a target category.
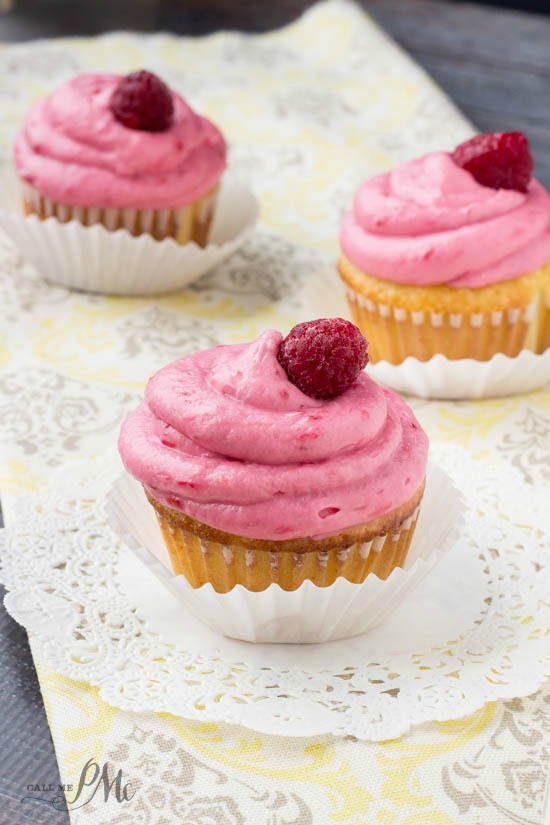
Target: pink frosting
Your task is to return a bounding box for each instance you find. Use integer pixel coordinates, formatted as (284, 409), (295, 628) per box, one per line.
(14, 73), (226, 209)
(340, 152), (550, 289)
(118, 331), (428, 541)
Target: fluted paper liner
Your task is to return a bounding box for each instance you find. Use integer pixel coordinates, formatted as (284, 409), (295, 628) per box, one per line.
(344, 283), (549, 364)
(21, 180), (220, 246)
(0, 163), (258, 295)
(150, 497), (420, 593)
(301, 268), (550, 399)
(107, 462), (464, 643)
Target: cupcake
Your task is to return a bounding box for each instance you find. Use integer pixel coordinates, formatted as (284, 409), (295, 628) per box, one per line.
(14, 70), (226, 246)
(339, 132), (550, 363)
(118, 319), (429, 593)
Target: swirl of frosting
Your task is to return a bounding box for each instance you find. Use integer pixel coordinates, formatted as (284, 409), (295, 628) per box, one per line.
(340, 152), (550, 289)
(14, 73), (226, 209)
(118, 330), (428, 541)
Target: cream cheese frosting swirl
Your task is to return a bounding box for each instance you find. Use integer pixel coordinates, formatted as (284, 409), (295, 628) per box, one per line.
(118, 330), (428, 541)
(340, 152), (550, 289)
(14, 73), (226, 209)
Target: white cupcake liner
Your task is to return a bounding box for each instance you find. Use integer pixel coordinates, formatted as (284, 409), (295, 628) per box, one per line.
(106, 461), (464, 643)
(301, 268), (550, 399)
(367, 349), (550, 400)
(20, 180), (220, 243)
(0, 163), (258, 295)
(146, 499), (420, 593)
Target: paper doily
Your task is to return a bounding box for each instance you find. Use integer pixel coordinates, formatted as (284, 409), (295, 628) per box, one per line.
(1, 443), (549, 741)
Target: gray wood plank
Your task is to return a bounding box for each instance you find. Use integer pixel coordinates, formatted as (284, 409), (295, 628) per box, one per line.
(0, 582), (68, 825)
(365, 0), (550, 186)
(366, 0), (550, 69)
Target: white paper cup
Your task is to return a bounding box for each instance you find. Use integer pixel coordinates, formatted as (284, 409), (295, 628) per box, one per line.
(20, 180), (221, 245)
(106, 462), (464, 643)
(301, 268), (550, 399)
(0, 163), (258, 296)
(367, 348), (550, 400)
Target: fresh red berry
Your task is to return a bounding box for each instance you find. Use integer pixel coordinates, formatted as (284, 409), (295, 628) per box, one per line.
(277, 319), (369, 399)
(110, 70), (174, 132)
(451, 131), (533, 193)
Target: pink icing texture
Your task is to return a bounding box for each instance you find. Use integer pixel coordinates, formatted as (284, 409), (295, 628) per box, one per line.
(14, 73), (226, 209)
(340, 152), (550, 289)
(118, 331), (428, 541)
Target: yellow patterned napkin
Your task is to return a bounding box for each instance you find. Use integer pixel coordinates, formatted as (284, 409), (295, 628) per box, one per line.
(0, 2), (549, 822)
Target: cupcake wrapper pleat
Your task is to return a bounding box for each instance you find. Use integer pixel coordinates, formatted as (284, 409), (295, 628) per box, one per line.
(541, 287), (550, 353)
(345, 285), (550, 364)
(21, 182), (219, 247)
(151, 504), (421, 594)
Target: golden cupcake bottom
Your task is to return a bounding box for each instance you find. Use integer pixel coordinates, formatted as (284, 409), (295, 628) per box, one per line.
(21, 181), (219, 247)
(339, 255), (550, 364)
(144, 483), (425, 593)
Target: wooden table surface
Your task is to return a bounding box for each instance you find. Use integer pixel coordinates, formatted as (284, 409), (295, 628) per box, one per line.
(0, 1), (549, 822)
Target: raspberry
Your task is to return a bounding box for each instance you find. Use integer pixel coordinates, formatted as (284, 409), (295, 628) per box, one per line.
(451, 131), (533, 193)
(110, 70), (174, 132)
(277, 319), (369, 399)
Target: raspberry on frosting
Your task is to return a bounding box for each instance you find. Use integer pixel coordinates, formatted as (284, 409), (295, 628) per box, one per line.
(277, 318), (369, 399)
(451, 131), (533, 193)
(118, 330), (428, 541)
(110, 69), (174, 132)
(14, 73), (227, 209)
(339, 151), (550, 289)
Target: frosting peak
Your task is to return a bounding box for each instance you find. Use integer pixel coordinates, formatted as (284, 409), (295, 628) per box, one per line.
(14, 73), (226, 209)
(119, 332), (428, 541)
(209, 331), (318, 411)
(341, 152), (550, 289)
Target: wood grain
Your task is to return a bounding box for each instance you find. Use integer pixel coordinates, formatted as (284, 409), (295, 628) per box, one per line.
(365, 0), (550, 186)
